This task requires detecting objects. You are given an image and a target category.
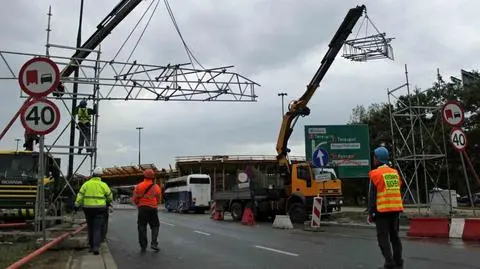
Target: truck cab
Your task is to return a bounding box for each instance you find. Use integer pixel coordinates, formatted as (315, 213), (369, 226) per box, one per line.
(0, 150), (61, 220)
(288, 163), (343, 221)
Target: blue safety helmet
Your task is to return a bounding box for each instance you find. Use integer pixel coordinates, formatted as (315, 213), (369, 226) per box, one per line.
(79, 99), (87, 107)
(373, 146), (389, 164)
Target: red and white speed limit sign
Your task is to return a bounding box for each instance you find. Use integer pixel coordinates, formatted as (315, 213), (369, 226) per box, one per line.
(450, 128), (467, 151)
(20, 98), (61, 135)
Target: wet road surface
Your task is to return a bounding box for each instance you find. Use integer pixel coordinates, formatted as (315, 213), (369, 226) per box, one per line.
(107, 209), (480, 269)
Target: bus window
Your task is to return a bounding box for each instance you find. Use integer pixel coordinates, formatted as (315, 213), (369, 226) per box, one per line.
(189, 177), (210, 184)
(165, 180), (187, 189)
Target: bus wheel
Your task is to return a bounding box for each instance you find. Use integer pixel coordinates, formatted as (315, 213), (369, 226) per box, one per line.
(230, 202), (243, 221)
(288, 202), (306, 224)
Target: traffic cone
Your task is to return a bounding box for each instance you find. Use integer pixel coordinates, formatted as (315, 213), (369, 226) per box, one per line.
(212, 202), (223, 220)
(241, 207), (255, 226)
(213, 210), (224, 221)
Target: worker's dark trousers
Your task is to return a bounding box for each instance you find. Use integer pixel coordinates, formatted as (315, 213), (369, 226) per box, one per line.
(23, 134), (39, 151)
(375, 212), (403, 268)
(78, 123), (91, 151)
(101, 210), (109, 242)
(137, 206), (160, 249)
(83, 207), (106, 252)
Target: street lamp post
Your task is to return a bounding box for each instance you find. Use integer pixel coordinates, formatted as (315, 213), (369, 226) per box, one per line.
(15, 138), (20, 151)
(136, 127), (143, 167)
(278, 92), (287, 116)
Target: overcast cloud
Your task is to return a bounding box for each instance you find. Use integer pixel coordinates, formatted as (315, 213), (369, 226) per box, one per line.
(0, 0), (479, 175)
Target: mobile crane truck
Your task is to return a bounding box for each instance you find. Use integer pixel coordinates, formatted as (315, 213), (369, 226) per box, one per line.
(214, 5), (366, 223)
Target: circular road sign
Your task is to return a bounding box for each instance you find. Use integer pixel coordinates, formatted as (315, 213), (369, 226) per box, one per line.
(18, 57), (60, 98)
(442, 100), (465, 127)
(21, 98), (61, 135)
(450, 128), (467, 151)
(238, 172), (248, 183)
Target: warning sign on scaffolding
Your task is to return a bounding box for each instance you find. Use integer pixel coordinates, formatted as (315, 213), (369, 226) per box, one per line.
(18, 57), (60, 98)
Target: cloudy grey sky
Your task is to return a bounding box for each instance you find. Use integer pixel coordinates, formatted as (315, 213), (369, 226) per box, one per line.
(0, 0), (478, 175)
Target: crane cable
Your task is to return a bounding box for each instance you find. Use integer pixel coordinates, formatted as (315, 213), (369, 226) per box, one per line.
(102, 0), (159, 96)
(111, 0), (157, 62)
(122, 0), (159, 65)
(163, 0), (205, 70)
(100, 0), (158, 76)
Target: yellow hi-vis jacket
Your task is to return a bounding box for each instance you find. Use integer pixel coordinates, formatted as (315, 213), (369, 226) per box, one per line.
(77, 108), (92, 124)
(75, 177), (113, 208)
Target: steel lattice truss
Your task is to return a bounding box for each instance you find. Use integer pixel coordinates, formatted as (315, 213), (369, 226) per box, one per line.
(0, 50), (260, 101)
(341, 11), (394, 62)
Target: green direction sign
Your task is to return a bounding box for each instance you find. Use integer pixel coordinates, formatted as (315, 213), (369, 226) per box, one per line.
(304, 124), (371, 178)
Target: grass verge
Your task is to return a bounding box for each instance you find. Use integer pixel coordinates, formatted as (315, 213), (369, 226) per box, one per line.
(0, 240), (72, 269)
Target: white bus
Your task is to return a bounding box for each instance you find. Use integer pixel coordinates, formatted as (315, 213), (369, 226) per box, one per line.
(164, 174), (211, 213)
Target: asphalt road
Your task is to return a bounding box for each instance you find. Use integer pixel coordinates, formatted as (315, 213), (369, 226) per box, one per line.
(107, 209), (480, 269)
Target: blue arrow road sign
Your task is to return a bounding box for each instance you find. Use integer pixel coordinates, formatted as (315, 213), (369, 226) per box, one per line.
(312, 148), (329, 168)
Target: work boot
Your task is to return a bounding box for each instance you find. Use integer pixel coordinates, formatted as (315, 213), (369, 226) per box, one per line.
(150, 227), (159, 252)
(150, 243), (160, 252)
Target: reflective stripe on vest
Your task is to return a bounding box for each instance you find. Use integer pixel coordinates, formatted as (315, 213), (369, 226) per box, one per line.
(77, 108), (90, 124)
(372, 167), (404, 213)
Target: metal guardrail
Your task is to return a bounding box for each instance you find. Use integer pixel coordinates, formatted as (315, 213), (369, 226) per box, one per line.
(175, 155), (307, 162)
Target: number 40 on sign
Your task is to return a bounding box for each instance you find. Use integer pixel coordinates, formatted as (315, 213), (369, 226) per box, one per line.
(450, 128), (467, 151)
(20, 98), (60, 135)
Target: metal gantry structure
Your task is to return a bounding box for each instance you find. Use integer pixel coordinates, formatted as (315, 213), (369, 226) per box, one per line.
(0, 2), (259, 227)
(342, 8), (394, 62)
(387, 64), (450, 213)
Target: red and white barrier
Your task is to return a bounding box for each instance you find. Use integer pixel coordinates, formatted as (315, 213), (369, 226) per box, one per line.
(451, 218), (480, 241)
(408, 217), (480, 241)
(310, 197), (323, 228)
(449, 218), (465, 238)
(407, 217), (449, 238)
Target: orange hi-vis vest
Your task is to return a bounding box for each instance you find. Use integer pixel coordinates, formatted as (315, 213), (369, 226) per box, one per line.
(132, 179), (161, 208)
(369, 165), (404, 213)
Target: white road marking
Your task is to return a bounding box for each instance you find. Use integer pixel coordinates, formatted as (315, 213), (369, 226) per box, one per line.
(254, 245), (299, 257)
(194, 230), (211, 236)
(160, 221), (175, 226)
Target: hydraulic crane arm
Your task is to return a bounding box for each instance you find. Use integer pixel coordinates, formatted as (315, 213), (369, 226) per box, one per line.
(275, 5), (366, 172)
(55, 0), (143, 96)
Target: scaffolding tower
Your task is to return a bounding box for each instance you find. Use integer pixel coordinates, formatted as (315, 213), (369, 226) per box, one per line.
(387, 64), (452, 213)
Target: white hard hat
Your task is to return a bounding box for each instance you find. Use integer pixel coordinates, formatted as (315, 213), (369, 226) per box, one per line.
(92, 167), (103, 176)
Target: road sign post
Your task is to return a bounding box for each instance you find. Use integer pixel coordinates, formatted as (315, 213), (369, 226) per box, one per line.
(442, 100), (465, 127)
(18, 57), (60, 237)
